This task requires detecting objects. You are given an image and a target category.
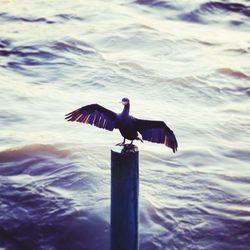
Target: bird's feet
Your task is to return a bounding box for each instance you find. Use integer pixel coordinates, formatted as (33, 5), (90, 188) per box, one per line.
(121, 143), (137, 153)
(116, 138), (126, 146)
(124, 144), (134, 150)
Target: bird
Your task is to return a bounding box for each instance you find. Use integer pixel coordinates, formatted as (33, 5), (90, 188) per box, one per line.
(65, 98), (178, 153)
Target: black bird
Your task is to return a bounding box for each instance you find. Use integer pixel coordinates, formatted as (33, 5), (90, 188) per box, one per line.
(65, 98), (178, 153)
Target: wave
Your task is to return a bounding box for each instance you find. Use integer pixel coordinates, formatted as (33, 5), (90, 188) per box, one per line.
(180, 1), (250, 25)
(135, 0), (178, 10)
(0, 46), (56, 59)
(0, 144), (110, 249)
(0, 112), (24, 125)
(217, 68), (249, 79)
(134, 0), (250, 28)
(200, 2), (250, 17)
(52, 39), (97, 56)
(0, 181), (109, 250)
(0, 38), (98, 73)
(0, 41), (59, 71)
(223, 86), (250, 97)
(55, 14), (85, 22)
(0, 12), (87, 26)
(223, 149), (250, 161)
(0, 144), (70, 163)
(0, 12), (55, 24)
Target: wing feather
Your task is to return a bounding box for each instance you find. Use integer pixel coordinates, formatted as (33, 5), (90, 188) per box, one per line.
(135, 119), (178, 153)
(65, 104), (117, 131)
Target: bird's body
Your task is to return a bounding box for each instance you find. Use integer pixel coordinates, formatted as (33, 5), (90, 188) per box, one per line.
(116, 103), (138, 141)
(118, 117), (137, 141)
(65, 98), (178, 153)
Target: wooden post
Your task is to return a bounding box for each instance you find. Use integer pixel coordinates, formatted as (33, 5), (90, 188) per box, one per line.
(111, 145), (139, 250)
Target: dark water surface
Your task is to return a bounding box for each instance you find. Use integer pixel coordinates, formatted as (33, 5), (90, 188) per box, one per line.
(0, 0), (250, 249)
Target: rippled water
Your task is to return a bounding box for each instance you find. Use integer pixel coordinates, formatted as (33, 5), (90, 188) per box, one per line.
(1, 0), (250, 249)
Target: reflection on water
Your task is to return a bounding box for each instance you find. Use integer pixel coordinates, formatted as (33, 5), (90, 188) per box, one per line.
(0, 0), (250, 249)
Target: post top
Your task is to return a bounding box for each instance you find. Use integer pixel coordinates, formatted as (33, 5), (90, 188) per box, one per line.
(111, 144), (139, 154)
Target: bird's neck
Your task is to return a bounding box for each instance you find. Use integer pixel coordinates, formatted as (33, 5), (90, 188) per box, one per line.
(122, 104), (130, 117)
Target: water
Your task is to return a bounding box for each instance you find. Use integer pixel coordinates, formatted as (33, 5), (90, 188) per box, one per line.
(0, 0), (250, 249)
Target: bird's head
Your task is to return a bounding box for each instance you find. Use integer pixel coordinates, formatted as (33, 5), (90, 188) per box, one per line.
(121, 97), (130, 106)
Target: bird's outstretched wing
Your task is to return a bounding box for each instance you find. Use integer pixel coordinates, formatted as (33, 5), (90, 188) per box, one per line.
(135, 119), (178, 153)
(65, 104), (117, 131)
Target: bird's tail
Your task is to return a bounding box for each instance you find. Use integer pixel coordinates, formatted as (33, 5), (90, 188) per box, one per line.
(136, 137), (143, 143)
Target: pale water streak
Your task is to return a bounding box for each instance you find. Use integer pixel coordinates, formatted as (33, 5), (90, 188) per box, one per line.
(0, 0), (250, 249)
